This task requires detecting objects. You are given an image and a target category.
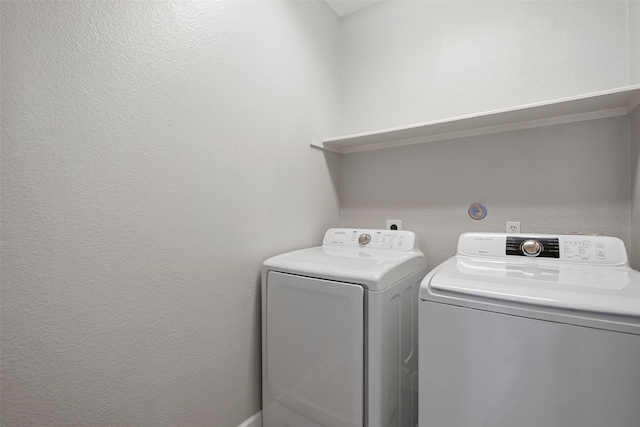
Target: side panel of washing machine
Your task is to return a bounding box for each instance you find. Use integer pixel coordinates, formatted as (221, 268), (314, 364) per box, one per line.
(262, 271), (364, 427)
(368, 268), (427, 427)
(418, 301), (640, 427)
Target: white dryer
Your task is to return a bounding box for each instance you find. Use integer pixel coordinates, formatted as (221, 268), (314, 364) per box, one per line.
(419, 232), (640, 427)
(262, 228), (428, 427)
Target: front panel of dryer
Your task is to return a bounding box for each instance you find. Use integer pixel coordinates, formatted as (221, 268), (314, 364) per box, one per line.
(264, 271), (364, 427)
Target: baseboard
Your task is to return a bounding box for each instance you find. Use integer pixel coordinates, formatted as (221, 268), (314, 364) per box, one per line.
(238, 411), (262, 427)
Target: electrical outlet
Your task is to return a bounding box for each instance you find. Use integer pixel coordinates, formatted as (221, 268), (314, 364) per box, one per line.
(506, 221), (521, 233)
(386, 219), (403, 230)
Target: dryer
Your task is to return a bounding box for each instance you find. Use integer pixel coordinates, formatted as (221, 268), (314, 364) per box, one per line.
(262, 228), (428, 427)
(419, 232), (640, 427)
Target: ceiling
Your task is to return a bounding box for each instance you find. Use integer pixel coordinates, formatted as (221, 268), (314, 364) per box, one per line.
(325, 0), (380, 17)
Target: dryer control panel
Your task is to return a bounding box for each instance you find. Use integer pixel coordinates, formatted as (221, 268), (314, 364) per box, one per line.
(457, 233), (628, 265)
(323, 228), (417, 251)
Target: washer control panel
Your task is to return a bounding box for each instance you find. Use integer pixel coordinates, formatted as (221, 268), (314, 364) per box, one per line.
(458, 233), (628, 265)
(323, 228), (417, 251)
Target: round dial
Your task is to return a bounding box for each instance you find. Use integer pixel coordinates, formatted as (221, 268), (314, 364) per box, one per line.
(358, 234), (371, 245)
(521, 239), (542, 256)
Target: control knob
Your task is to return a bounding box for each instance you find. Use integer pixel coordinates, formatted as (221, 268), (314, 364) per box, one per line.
(358, 234), (371, 245)
(521, 239), (542, 256)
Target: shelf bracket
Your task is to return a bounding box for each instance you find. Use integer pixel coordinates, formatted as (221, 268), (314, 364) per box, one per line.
(310, 138), (324, 150)
(626, 91), (640, 114)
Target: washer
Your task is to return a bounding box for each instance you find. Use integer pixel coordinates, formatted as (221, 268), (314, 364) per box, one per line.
(262, 228), (428, 427)
(419, 232), (640, 427)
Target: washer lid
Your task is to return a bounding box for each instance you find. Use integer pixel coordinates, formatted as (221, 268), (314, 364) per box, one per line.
(427, 255), (640, 317)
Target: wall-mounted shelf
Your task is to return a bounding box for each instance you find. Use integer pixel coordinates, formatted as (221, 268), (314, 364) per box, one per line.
(311, 85), (640, 154)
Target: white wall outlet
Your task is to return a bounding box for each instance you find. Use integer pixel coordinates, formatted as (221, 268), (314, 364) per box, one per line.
(506, 221), (521, 233)
(386, 219), (403, 230)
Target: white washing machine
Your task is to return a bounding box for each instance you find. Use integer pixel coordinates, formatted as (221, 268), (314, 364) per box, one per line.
(419, 232), (640, 427)
(262, 228), (428, 427)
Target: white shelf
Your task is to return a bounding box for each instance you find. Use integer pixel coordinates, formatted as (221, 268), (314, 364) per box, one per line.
(311, 85), (640, 154)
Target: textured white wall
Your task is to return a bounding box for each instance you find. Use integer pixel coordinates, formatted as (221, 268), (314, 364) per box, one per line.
(630, 0), (640, 269)
(629, 108), (640, 270)
(1, 1), (340, 426)
(630, 109), (640, 269)
(631, 0), (640, 84)
(342, 118), (631, 267)
(339, 1), (631, 269)
(339, 1), (629, 135)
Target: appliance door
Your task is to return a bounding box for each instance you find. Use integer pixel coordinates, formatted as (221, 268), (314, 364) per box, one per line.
(419, 301), (640, 427)
(266, 272), (364, 427)
(428, 257), (640, 317)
